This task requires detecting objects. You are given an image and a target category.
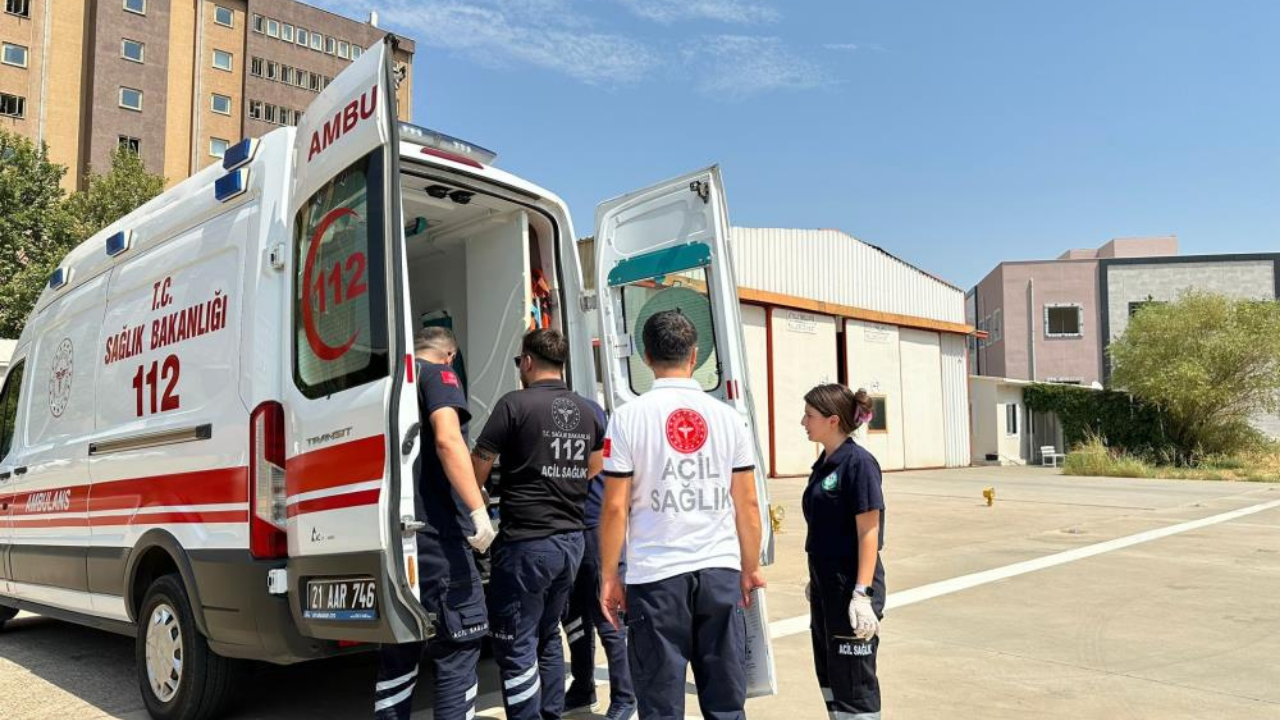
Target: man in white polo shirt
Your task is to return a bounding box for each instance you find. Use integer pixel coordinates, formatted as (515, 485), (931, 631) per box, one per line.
(599, 309), (766, 720)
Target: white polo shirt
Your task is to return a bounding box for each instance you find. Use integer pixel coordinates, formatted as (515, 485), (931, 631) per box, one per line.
(603, 377), (756, 585)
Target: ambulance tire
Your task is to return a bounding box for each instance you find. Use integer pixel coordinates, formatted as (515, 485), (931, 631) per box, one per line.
(0, 604), (17, 631)
(136, 574), (239, 720)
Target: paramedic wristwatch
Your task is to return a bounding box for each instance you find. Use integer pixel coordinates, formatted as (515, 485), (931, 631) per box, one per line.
(853, 584), (873, 598)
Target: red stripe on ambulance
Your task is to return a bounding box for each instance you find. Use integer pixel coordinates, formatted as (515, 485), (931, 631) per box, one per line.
(286, 434), (386, 498)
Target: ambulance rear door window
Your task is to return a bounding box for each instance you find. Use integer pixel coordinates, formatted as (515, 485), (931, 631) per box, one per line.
(292, 151), (390, 398)
(0, 360), (25, 460)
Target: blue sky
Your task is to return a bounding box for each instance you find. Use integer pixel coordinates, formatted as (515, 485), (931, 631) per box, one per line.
(312, 0), (1280, 289)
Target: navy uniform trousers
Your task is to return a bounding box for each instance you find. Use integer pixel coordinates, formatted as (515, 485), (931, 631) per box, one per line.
(625, 567), (747, 720)
(489, 531), (585, 720)
(808, 555), (884, 720)
(563, 528), (635, 706)
(375, 533), (488, 720)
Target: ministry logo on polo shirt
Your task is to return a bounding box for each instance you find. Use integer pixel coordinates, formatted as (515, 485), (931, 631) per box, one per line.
(665, 408), (709, 454)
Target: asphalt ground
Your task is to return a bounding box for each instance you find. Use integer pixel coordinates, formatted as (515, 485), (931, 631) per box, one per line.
(1, 465), (1278, 719)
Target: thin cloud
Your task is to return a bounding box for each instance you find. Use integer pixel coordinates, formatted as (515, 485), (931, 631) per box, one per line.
(612, 0), (780, 24)
(823, 43), (860, 52)
(694, 35), (832, 101)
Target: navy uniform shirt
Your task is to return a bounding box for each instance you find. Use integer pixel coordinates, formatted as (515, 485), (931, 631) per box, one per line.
(802, 438), (886, 561)
(475, 379), (605, 542)
(415, 359), (473, 538)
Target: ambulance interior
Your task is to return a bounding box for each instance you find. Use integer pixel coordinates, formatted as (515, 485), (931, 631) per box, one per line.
(400, 179), (562, 436)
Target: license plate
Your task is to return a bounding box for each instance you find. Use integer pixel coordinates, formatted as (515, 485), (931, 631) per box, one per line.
(304, 577), (378, 621)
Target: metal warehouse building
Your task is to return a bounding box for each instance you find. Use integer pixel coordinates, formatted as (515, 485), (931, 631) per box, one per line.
(583, 228), (973, 476)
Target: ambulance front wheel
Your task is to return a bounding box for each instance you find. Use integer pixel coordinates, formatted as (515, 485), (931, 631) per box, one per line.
(0, 604), (17, 631)
(136, 574), (239, 720)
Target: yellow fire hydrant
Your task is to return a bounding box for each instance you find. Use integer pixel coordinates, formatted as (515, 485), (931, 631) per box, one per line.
(983, 487), (996, 506)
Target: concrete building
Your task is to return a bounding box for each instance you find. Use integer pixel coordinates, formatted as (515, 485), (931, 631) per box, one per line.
(0, 0), (414, 190)
(582, 228), (974, 475)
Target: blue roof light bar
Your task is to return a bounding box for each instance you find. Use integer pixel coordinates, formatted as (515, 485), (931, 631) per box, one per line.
(215, 169), (249, 203)
(221, 138), (258, 172)
(48, 267), (70, 291)
(106, 230), (132, 257)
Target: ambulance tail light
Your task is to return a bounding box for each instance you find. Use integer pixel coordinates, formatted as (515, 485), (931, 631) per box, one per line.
(250, 401), (288, 559)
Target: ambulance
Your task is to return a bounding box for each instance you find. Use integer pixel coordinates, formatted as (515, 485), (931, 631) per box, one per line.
(0, 37), (771, 719)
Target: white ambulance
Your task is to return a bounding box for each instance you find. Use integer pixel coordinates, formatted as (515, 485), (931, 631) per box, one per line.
(0, 37), (770, 719)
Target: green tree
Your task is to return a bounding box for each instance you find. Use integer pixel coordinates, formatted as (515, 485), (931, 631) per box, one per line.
(1109, 292), (1280, 458)
(64, 146), (166, 241)
(0, 130), (73, 338)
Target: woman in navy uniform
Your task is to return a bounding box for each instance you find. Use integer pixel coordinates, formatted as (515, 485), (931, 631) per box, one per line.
(800, 384), (886, 720)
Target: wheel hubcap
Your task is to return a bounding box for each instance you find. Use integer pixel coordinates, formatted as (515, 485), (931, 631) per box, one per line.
(145, 603), (183, 703)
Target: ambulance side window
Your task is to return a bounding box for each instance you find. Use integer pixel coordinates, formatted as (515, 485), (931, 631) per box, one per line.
(292, 150), (389, 398)
(0, 360), (25, 461)
(618, 268), (721, 395)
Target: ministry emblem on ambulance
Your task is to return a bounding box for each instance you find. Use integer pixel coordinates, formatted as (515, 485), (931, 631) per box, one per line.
(551, 397), (581, 432)
(665, 408), (708, 454)
(48, 338), (74, 418)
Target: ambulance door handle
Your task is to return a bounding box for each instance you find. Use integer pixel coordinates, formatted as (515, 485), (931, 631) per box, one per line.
(401, 422), (420, 456)
(12, 467), (25, 476)
(0, 471), (9, 481)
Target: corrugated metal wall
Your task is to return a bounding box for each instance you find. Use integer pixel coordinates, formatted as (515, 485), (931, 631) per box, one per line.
(940, 333), (971, 467)
(730, 228), (965, 324)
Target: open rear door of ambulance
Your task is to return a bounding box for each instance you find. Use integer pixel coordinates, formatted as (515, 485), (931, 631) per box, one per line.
(593, 166), (773, 565)
(281, 36), (427, 643)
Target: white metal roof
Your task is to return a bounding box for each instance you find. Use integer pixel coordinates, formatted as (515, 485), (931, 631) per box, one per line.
(730, 227), (965, 325)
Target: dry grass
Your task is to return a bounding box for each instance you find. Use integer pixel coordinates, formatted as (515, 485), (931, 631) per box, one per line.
(1063, 437), (1280, 482)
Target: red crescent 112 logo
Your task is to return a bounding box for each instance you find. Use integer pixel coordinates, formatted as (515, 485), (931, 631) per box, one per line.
(666, 408), (708, 454)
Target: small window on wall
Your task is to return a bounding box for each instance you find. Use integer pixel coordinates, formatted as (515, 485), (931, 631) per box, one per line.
(2, 42), (28, 68)
(123, 0), (146, 15)
(121, 38), (144, 63)
(252, 14), (264, 33)
(118, 135), (141, 153)
(210, 93), (231, 115)
(617, 269), (721, 395)
(6, 0), (31, 19)
(213, 6), (233, 27)
(325, 36), (336, 54)
(867, 396), (887, 432)
(212, 49), (233, 71)
(297, 28), (309, 46)
(337, 41), (349, 59)
(0, 359), (26, 461)
(0, 93), (25, 118)
(209, 137), (229, 158)
(119, 87), (143, 111)
(247, 100), (262, 119)
(281, 23), (294, 43)
(310, 33), (323, 52)
(1045, 304), (1082, 338)
(351, 45), (362, 59)
(266, 18), (279, 37)
(1005, 403), (1019, 435)
(250, 56), (263, 77)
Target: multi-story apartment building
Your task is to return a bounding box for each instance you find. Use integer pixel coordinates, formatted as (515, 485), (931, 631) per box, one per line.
(0, 0), (414, 190)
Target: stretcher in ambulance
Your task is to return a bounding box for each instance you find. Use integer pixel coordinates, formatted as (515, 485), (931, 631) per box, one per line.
(0, 36), (771, 720)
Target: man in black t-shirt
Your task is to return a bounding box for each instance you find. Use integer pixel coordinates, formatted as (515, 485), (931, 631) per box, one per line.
(375, 327), (496, 720)
(472, 329), (605, 720)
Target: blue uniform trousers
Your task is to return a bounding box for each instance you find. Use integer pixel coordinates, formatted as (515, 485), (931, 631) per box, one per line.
(625, 567), (747, 720)
(564, 527), (635, 706)
(375, 533), (487, 720)
(808, 555), (883, 720)
(489, 531), (585, 720)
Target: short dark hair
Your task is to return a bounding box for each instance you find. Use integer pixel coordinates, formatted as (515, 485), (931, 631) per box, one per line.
(522, 329), (567, 368)
(642, 310), (697, 367)
(804, 384), (873, 434)
(414, 326), (457, 354)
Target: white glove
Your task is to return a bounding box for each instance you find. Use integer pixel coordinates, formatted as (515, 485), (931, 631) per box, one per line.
(848, 593), (879, 641)
(466, 508), (496, 553)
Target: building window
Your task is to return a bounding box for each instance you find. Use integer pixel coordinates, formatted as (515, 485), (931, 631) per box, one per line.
(117, 135), (141, 153)
(281, 66), (294, 85)
(310, 33), (323, 52)
(867, 396), (888, 432)
(211, 93), (231, 115)
(296, 28), (309, 46)
(248, 99), (262, 119)
(213, 5), (233, 27)
(1045, 304), (1083, 338)
(0, 92), (25, 118)
(308, 72), (321, 91)
(278, 108), (291, 125)
(266, 61), (277, 80)
(121, 38), (144, 63)
(2, 43), (28, 68)
(294, 71), (307, 88)
(212, 49), (233, 71)
(123, 0), (146, 15)
(351, 45), (362, 59)
(250, 56), (263, 77)
(263, 103), (276, 124)
(325, 36), (336, 54)
(1005, 403), (1019, 435)
(322, 75), (331, 89)
(266, 18), (279, 37)
(337, 41), (349, 59)
(5, 0), (31, 19)
(281, 23), (294, 43)
(119, 86), (143, 111)
(210, 137), (229, 158)
(252, 13), (263, 33)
